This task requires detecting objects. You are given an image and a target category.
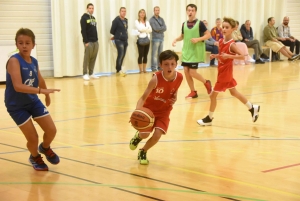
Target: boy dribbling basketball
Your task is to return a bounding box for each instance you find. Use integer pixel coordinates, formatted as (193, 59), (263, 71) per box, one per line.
(129, 50), (183, 165)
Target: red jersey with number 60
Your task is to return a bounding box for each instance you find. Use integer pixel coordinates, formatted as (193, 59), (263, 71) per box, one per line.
(143, 71), (183, 116)
(214, 38), (237, 92)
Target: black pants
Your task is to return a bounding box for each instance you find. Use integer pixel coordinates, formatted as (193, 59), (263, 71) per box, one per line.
(137, 43), (150, 64)
(280, 39), (300, 54)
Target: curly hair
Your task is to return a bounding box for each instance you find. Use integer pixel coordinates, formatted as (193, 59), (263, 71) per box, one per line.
(223, 17), (236, 28)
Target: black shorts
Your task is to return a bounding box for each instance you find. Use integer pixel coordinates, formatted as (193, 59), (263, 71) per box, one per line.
(181, 62), (199, 69)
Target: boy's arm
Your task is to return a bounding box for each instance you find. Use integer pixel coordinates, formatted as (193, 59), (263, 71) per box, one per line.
(7, 58), (60, 96)
(172, 34), (183, 46)
(136, 75), (157, 109)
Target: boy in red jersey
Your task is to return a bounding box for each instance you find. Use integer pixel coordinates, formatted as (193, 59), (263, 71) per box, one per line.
(197, 17), (260, 126)
(129, 50), (183, 165)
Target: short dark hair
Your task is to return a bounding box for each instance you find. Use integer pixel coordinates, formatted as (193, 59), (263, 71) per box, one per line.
(159, 50), (179, 64)
(186, 4), (197, 11)
(87, 3), (93, 8)
(15, 28), (35, 44)
(268, 17), (274, 23)
(119, 7), (126, 12)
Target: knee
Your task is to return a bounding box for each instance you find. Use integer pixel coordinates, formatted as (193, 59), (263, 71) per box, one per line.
(139, 132), (150, 139)
(46, 125), (57, 136)
(230, 90), (237, 96)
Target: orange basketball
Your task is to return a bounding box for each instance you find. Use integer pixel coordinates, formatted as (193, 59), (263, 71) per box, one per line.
(130, 107), (155, 132)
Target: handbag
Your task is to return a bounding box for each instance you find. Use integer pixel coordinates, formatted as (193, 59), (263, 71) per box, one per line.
(137, 36), (150, 46)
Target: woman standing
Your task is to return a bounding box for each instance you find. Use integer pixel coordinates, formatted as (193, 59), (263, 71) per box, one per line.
(135, 9), (152, 73)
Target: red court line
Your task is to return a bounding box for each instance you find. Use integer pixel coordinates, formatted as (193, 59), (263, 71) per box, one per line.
(262, 163), (300, 173)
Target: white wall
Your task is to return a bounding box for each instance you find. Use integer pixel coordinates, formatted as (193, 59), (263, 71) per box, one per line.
(0, 0), (53, 77)
(52, 0), (287, 77)
(286, 0), (300, 40)
(2, 0), (294, 78)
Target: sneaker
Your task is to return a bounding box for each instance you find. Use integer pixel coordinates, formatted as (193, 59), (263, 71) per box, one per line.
(117, 71), (127, 77)
(29, 154), (48, 171)
(185, 91), (198, 98)
(38, 143), (60, 165)
(288, 54), (300, 61)
(249, 105), (260, 122)
(260, 53), (269, 60)
(83, 74), (90, 80)
(90, 74), (99, 79)
(255, 59), (265, 64)
(138, 149), (149, 165)
(197, 115), (213, 126)
(204, 80), (212, 94)
(129, 131), (142, 150)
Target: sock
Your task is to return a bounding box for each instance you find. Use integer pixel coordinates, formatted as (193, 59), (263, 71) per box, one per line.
(209, 111), (214, 119)
(41, 143), (50, 150)
(245, 101), (252, 110)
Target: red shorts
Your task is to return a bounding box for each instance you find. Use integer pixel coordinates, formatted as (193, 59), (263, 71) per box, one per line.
(140, 113), (170, 134)
(213, 79), (237, 92)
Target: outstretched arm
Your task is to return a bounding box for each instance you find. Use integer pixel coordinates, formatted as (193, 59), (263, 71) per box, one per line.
(172, 34), (183, 46)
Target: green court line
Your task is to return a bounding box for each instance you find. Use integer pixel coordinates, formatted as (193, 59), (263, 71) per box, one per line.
(0, 182), (266, 201)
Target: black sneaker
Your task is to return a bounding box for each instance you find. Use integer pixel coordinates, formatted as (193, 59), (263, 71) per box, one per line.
(255, 59), (265, 64)
(289, 54), (300, 61)
(260, 53), (269, 60)
(138, 149), (149, 165)
(249, 105), (260, 122)
(197, 115), (213, 126)
(129, 131), (142, 150)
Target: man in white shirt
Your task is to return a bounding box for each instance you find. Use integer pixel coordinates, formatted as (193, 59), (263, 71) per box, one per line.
(277, 16), (299, 55)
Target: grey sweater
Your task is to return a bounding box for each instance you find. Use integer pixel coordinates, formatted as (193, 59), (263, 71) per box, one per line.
(149, 15), (167, 40)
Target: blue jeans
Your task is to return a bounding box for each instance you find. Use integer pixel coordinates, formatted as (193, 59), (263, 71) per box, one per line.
(151, 40), (163, 71)
(205, 44), (218, 65)
(115, 39), (128, 72)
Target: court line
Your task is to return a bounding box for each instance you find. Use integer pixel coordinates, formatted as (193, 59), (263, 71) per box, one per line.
(1, 87), (300, 130)
(0, 157), (163, 201)
(1, 138), (300, 198)
(0, 182), (266, 201)
(262, 163), (300, 173)
(0, 142), (241, 201)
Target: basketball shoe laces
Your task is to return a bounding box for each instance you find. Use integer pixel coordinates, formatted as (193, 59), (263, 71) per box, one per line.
(139, 150), (147, 160)
(132, 137), (142, 146)
(34, 155), (45, 164)
(44, 148), (56, 158)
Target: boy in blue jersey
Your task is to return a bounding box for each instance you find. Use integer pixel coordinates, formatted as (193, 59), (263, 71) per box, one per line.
(5, 28), (60, 171)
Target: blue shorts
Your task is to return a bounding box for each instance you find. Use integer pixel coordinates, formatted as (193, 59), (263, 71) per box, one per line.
(7, 99), (49, 126)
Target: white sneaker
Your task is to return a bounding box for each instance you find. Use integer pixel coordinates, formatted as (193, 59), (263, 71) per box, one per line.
(249, 105), (260, 122)
(90, 74), (99, 79)
(83, 74), (90, 80)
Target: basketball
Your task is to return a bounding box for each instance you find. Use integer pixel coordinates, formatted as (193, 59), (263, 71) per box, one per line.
(130, 107), (155, 132)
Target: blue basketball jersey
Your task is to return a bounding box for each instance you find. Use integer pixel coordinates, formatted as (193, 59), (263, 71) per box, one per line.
(5, 53), (39, 108)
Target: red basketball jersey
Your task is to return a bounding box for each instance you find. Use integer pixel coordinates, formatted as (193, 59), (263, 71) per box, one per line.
(143, 71), (183, 116)
(217, 38), (236, 83)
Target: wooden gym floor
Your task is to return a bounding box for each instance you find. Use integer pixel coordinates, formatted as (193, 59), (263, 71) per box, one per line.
(0, 60), (300, 201)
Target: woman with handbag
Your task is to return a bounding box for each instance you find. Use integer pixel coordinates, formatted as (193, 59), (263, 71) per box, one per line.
(135, 9), (152, 73)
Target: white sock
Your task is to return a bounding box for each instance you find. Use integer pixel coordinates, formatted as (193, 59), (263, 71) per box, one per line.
(245, 101), (252, 110)
(209, 111), (214, 119)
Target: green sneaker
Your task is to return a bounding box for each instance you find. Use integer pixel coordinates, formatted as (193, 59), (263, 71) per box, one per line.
(138, 149), (149, 165)
(129, 131), (142, 150)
